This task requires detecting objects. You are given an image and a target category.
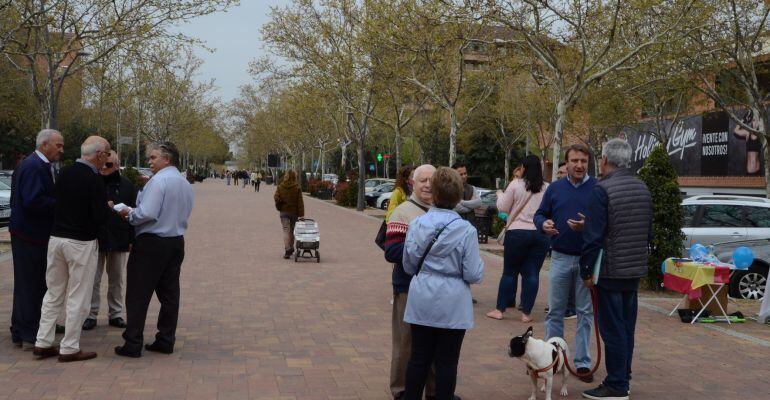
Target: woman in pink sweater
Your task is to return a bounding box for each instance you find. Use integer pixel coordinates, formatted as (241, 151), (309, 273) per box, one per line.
(486, 155), (549, 322)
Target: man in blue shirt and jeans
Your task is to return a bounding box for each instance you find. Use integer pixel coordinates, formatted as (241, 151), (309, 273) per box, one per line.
(534, 144), (596, 383)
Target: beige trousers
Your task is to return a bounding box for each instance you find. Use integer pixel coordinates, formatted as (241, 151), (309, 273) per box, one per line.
(36, 236), (99, 355)
(281, 216), (297, 251)
(89, 251), (127, 320)
(391, 292), (435, 397)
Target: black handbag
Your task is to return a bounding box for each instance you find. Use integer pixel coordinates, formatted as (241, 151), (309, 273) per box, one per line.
(374, 220), (387, 250)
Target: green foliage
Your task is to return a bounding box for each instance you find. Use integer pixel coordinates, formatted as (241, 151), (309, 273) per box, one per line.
(122, 167), (147, 190)
(336, 179), (358, 207)
(639, 145), (685, 290)
(337, 167), (347, 183)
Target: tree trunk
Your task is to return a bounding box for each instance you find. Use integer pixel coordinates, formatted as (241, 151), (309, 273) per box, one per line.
(449, 110), (458, 167)
(504, 146), (512, 183)
(47, 78), (58, 130)
(551, 98), (568, 182)
(395, 126), (402, 170)
(341, 143), (348, 169)
(356, 138), (366, 211)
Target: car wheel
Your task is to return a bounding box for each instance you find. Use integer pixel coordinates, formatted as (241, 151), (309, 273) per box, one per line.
(381, 199), (389, 210)
(729, 263), (768, 300)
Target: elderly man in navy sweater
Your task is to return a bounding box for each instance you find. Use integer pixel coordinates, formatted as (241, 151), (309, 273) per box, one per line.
(8, 129), (64, 350)
(534, 144), (596, 383)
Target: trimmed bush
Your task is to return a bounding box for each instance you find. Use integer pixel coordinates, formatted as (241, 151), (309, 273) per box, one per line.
(639, 145), (685, 290)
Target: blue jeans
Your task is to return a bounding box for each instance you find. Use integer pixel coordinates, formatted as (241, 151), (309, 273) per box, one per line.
(495, 230), (549, 314)
(545, 251), (593, 368)
(597, 285), (637, 392)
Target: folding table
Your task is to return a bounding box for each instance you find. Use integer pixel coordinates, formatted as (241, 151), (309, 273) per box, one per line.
(663, 258), (732, 324)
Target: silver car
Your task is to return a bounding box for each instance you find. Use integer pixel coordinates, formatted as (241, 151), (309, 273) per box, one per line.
(682, 195), (770, 299)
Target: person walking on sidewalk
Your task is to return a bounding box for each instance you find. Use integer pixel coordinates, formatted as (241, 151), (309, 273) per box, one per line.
(486, 155), (549, 323)
(114, 141), (194, 358)
(534, 143), (596, 383)
(9, 129), (63, 350)
(83, 151), (136, 331)
(401, 167), (484, 400)
(579, 139), (652, 400)
(34, 136), (112, 362)
(274, 170), (304, 259)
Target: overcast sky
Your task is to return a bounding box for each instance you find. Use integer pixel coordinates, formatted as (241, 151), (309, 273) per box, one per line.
(176, 1), (290, 103)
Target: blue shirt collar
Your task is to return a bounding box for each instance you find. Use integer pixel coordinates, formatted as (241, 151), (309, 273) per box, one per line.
(567, 174), (590, 188)
(76, 159), (98, 174)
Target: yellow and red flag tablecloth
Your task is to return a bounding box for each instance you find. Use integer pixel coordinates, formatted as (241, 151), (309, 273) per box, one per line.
(663, 258), (731, 299)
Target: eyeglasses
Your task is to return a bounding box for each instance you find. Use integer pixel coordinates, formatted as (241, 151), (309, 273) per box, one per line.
(105, 162), (114, 168)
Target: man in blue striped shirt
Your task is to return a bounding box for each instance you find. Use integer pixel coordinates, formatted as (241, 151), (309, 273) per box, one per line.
(114, 141), (194, 358)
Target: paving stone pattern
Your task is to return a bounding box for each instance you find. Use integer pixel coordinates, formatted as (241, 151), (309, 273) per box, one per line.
(0, 180), (769, 399)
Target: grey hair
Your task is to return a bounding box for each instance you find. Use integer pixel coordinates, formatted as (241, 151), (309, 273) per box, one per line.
(602, 138), (632, 168)
(146, 141), (180, 166)
(36, 129), (61, 148)
(413, 164), (436, 181)
(81, 140), (106, 157)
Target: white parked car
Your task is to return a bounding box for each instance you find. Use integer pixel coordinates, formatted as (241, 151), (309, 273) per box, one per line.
(365, 178), (394, 193)
(681, 195), (770, 299)
(377, 191), (393, 210)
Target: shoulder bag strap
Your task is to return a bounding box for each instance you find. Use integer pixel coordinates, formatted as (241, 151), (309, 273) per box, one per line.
(408, 198), (430, 213)
(503, 191), (534, 232)
(415, 218), (461, 275)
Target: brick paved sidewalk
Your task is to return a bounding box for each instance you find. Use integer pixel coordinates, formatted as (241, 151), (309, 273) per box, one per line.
(0, 179), (768, 399)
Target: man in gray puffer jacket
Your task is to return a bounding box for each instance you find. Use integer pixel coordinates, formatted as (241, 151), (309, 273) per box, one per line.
(579, 138), (652, 400)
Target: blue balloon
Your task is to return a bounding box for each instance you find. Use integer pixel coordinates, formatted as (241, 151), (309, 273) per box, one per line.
(732, 246), (754, 269)
(497, 212), (508, 221)
(689, 243), (708, 261)
(661, 260), (667, 274)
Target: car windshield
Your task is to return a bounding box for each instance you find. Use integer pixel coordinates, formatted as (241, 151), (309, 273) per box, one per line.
(0, 176), (11, 188)
(0, 180), (10, 190)
(375, 184), (394, 192)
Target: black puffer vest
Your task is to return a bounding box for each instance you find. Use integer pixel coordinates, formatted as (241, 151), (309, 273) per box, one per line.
(597, 168), (652, 280)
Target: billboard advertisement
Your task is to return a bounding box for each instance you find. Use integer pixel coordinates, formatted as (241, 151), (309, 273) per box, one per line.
(620, 109), (764, 177)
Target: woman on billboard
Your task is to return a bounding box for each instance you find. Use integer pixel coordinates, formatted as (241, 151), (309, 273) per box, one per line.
(733, 110), (761, 176)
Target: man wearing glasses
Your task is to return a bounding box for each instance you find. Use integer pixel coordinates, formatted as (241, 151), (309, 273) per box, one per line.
(33, 136), (112, 362)
(114, 141), (194, 358)
(83, 151), (136, 331)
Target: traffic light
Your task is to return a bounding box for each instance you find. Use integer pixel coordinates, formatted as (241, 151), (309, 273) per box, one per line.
(377, 153), (383, 162)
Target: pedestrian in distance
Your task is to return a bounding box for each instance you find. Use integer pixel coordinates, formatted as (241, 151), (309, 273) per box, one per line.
(255, 171), (262, 192)
(8, 129), (64, 350)
(273, 170), (304, 259)
(83, 150), (136, 331)
(251, 170), (259, 192)
(34, 136), (112, 362)
(451, 163), (481, 225)
(486, 155), (550, 323)
(226, 170), (231, 186)
(114, 141), (194, 358)
(385, 165), (413, 223)
(401, 167), (484, 400)
(579, 139), (652, 400)
(242, 170), (249, 188)
(534, 143), (597, 383)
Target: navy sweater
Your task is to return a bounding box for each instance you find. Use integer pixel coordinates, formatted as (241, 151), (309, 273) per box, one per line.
(9, 152), (56, 243)
(533, 176), (596, 255)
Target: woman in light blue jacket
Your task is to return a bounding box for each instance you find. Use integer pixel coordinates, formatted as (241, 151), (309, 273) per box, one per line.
(402, 167), (484, 400)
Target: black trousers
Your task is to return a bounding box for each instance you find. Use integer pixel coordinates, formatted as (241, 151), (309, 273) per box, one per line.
(10, 236), (48, 344)
(122, 234), (185, 352)
(404, 324), (466, 400)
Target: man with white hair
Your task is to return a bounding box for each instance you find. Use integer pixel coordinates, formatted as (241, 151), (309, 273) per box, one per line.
(579, 138), (652, 400)
(34, 135), (112, 362)
(384, 164), (449, 400)
(9, 129), (64, 350)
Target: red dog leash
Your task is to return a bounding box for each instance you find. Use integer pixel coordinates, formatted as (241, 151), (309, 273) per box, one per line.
(562, 286), (603, 379)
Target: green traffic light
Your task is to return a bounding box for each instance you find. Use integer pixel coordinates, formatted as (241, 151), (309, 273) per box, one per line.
(377, 153), (382, 162)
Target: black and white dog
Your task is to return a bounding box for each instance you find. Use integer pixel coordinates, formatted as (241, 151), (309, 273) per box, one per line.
(508, 326), (570, 400)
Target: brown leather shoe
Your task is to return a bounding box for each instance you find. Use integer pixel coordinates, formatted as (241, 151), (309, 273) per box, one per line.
(58, 350), (97, 362)
(33, 346), (59, 359)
